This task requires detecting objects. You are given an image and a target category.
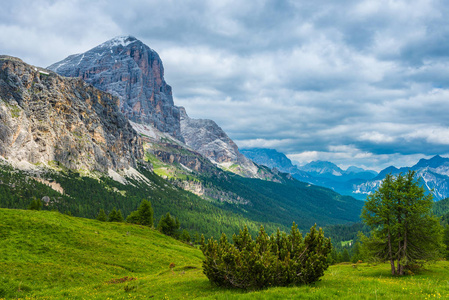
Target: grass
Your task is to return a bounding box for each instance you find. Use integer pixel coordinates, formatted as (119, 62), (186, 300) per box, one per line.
(341, 240), (353, 247)
(2, 208), (449, 299)
(145, 152), (192, 180)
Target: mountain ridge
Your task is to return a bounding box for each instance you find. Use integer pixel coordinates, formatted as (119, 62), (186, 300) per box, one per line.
(356, 155), (449, 200)
(49, 35), (259, 178)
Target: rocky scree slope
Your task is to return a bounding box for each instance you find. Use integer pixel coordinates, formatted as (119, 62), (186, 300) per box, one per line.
(0, 55), (143, 172)
(180, 107), (259, 177)
(48, 36), (183, 142)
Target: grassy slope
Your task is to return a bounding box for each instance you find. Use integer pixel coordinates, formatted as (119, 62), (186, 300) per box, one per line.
(2, 208), (449, 299)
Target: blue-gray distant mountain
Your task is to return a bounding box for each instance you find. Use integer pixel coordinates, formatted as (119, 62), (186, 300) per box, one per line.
(241, 148), (378, 199)
(299, 161), (377, 181)
(240, 148), (309, 177)
(299, 161), (344, 177)
(354, 155), (449, 201)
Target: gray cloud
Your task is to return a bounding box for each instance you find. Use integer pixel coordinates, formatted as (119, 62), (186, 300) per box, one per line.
(2, 0), (449, 171)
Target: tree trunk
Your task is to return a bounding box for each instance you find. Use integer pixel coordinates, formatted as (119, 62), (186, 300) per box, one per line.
(397, 239), (403, 275)
(401, 228), (407, 276)
(388, 229), (396, 275)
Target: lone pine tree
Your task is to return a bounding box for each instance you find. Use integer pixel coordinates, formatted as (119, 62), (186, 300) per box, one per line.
(360, 171), (444, 275)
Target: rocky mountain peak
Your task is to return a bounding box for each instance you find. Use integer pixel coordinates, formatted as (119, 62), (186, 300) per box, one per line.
(240, 148), (298, 174)
(98, 36), (138, 48)
(48, 37), (266, 178)
(48, 36), (183, 141)
(0, 56), (143, 172)
(299, 160), (344, 176)
(413, 155), (449, 170)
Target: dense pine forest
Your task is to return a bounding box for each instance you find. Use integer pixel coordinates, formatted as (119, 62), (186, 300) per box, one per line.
(0, 163), (287, 241)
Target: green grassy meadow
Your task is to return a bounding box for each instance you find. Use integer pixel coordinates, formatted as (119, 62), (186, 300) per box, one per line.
(1, 208), (449, 299)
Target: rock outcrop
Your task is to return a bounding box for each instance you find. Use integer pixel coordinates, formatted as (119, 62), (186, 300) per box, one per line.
(48, 36), (183, 141)
(179, 107), (259, 177)
(0, 55), (143, 172)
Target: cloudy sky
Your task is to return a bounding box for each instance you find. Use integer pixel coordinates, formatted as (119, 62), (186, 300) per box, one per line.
(2, 0), (449, 171)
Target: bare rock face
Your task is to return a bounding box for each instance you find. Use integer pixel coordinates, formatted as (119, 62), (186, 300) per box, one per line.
(48, 36), (183, 141)
(47, 36), (261, 178)
(179, 107), (259, 177)
(0, 55), (143, 172)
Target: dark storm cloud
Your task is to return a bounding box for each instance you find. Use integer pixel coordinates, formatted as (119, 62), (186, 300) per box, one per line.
(2, 0), (449, 170)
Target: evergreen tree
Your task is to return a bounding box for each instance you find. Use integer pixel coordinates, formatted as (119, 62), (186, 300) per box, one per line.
(125, 199), (153, 227)
(360, 171), (444, 275)
(136, 199), (154, 226)
(180, 229), (191, 243)
(444, 225), (449, 260)
(108, 208), (124, 222)
(328, 248), (338, 264)
(158, 213), (180, 237)
(126, 211), (140, 224)
(28, 198), (42, 210)
(341, 248), (350, 262)
(351, 241), (362, 263)
(96, 209), (107, 222)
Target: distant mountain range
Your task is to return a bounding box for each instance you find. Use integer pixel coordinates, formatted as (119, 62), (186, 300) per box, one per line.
(354, 155), (449, 201)
(242, 148), (449, 201)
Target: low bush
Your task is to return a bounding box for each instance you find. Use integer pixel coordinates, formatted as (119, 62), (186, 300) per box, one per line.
(200, 223), (332, 290)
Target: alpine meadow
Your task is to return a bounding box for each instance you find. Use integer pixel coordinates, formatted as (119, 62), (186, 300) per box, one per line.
(3, 1), (449, 299)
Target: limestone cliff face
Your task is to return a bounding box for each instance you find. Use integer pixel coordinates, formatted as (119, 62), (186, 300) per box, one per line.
(179, 107), (259, 177)
(47, 36), (262, 178)
(48, 36), (183, 141)
(0, 55), (143, 172)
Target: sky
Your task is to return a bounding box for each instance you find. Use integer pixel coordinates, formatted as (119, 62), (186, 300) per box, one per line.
(2, 0), (449, 171)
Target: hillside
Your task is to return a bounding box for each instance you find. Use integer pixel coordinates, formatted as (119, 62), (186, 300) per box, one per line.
(0, 208), (206, 299)
(0, 156), (363, 239)
(0, 161), (284, 240)
(2, 208), (449, 299)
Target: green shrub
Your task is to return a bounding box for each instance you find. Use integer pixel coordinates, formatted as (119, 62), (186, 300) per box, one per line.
(126, 200), (153, 226)
(158, 212), (180, 237)
(108, 208), (124, 222)
(96, 209), (107, 222)
(200, 223), (332, 290)
(28, 198), (42, 210)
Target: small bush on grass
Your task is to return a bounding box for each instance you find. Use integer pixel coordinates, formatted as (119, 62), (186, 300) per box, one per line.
(200, 223), (332, 290)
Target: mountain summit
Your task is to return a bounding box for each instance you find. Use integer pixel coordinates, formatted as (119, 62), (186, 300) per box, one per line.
(48, 36), (183, 141)
(49, 36), (260, 177)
